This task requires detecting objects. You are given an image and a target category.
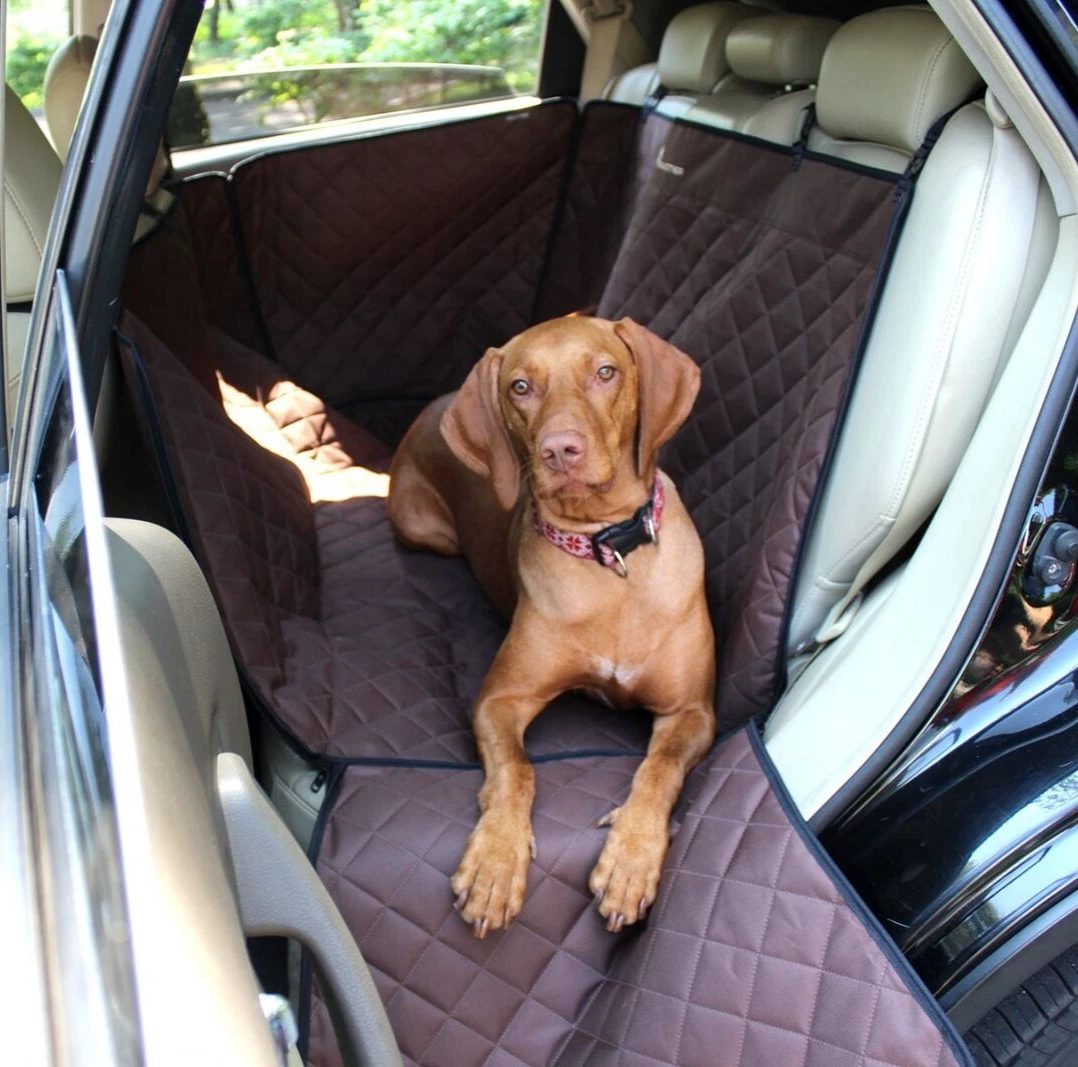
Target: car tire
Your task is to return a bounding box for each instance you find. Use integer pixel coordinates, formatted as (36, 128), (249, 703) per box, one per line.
(965, 946), (1078, 1066)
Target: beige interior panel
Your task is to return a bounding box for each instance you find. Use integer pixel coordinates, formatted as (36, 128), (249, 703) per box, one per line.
(105, 518), (277, 1067)
(219, 753), (401, 1067)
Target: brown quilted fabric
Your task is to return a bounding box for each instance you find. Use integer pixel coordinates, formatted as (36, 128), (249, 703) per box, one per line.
(536, 102), (645, 320)
(122, 308), (651, 760)
(595, 117), (899, 730)
(307, 730), (969, 1067)
(230, 102), (576, 441)
(123, 110), (969, 1067)
(173, 173), (265, 354)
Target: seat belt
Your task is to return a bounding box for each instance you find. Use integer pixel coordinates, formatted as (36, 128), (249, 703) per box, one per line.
(578, 0), (650, 102)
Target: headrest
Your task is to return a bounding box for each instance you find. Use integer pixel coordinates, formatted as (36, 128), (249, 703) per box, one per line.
(44, 34), (97, 161)
(726, 15), (840, 85)
(44, 33), (170, 199)
(5, 86), (63, 304)
(815, 6), (982, 154)
(658, 2), (756, 93)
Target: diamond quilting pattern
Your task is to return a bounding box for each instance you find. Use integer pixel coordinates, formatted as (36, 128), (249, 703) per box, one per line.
(308, 731), (968, 1067)
(233, 103), (576, 413)
(122, 221), (650, 761)
(597, 118), (898, 730)
(537, 102), (645, 320)
(174, 174), (265, 352)
(308, 757), (643, 1067)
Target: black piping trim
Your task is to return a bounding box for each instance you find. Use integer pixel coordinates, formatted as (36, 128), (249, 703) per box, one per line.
(115, 329), (195, 542)
(529, 100), (588, 325)
(638, 104), (904, 183)
(223, 175), (278, 361)
(327, 747), (646, 773)
(296, 762), (346, 1064)
(227, 96), (580, 177)
(747, 724), (975, 1065)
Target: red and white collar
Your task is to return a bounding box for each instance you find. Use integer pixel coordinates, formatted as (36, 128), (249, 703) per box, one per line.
(533, 475), (665, 578)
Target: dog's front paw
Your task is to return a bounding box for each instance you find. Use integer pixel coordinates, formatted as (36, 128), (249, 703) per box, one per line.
(589, 807), (668, 932)
(451, 813), (536, 938)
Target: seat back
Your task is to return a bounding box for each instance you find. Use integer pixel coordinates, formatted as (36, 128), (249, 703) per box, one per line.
(4, 85), (63, 421)
(786, 9), (1048, 659)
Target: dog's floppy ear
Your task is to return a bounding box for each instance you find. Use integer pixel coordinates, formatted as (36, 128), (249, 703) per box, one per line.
(615, 318), (701, 476)
(440, 347), (521, 510)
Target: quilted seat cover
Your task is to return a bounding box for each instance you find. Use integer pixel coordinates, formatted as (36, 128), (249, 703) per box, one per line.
(306, 728), (971, 1067)
(121, 300), (653, 762)
(119, 102), (971, 1067)
(582, 108), (902, 729)
(221, 102), (575, 443)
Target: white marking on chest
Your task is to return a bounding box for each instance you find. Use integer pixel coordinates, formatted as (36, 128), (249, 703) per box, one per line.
(592, 655), (642, 689)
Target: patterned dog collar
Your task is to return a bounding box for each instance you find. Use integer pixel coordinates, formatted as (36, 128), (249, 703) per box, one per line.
(533, 476), (665, 578)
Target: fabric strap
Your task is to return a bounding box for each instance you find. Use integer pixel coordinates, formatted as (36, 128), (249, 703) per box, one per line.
(578, 0), (650, 102)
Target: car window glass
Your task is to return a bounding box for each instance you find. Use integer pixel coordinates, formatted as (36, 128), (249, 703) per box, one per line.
(168, 0), (547, 149)
(8, 0), (69, 129)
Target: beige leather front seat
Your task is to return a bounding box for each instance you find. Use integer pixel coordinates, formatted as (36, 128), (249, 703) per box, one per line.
(783, 6), (1054, 662)
(686, 13), (839, 141)
(44, 34), (169, 201)
(605, 1), (756, 110)
(4, 85), (63, 425)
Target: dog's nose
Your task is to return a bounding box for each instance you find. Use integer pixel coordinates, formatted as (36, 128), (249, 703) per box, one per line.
(539, 430), (587, 473)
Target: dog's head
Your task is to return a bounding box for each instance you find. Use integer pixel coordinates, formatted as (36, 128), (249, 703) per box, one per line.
(441, 316), (700, 517)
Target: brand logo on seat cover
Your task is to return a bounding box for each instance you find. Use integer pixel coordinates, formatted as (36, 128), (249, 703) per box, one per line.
(655, 147), (684, 176)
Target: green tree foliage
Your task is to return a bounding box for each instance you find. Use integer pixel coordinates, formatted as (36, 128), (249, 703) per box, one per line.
(8, 34), (63, 111)
(360, 0), (542, 89)
(190, 0), (543, 89)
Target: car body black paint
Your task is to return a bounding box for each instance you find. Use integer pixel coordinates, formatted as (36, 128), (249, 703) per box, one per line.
(825, 407), (1078, 1000)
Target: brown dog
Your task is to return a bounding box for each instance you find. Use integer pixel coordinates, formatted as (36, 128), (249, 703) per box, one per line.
(387, 316), (716, 937)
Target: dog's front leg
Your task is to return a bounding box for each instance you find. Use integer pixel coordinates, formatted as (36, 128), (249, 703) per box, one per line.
(590, 703), (716, 932)
(452, 639), (554, 939)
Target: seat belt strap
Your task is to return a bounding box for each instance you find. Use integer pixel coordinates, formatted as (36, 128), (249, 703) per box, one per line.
(579, 0), (649, 102)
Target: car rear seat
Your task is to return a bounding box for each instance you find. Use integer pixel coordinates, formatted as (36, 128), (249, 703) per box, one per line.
(99, 7), (992, 1064)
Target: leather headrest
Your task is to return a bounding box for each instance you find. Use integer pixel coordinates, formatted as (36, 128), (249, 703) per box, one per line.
(815, 6), (982, 154)
(5, 85), (63, 304)
(44, 34), (97, 161)
(658, 2), (756, 93)
(45, 33), (170, 199)
(726, 15), (840, 85)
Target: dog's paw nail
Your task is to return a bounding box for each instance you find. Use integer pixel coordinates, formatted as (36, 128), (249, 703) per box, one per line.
(639, 897), (649, 919)
(530, 834), (537, 860)
(593, 888), (604, 905)
(607, 912), (625, 933)
(596, 811), (616, 828)
(475, 918), (490, 939)
(454, 889), (468, 912)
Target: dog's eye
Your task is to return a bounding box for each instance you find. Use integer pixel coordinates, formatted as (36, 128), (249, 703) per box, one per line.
(596, 365), (617, 382)
(509, 379), (531, 396)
